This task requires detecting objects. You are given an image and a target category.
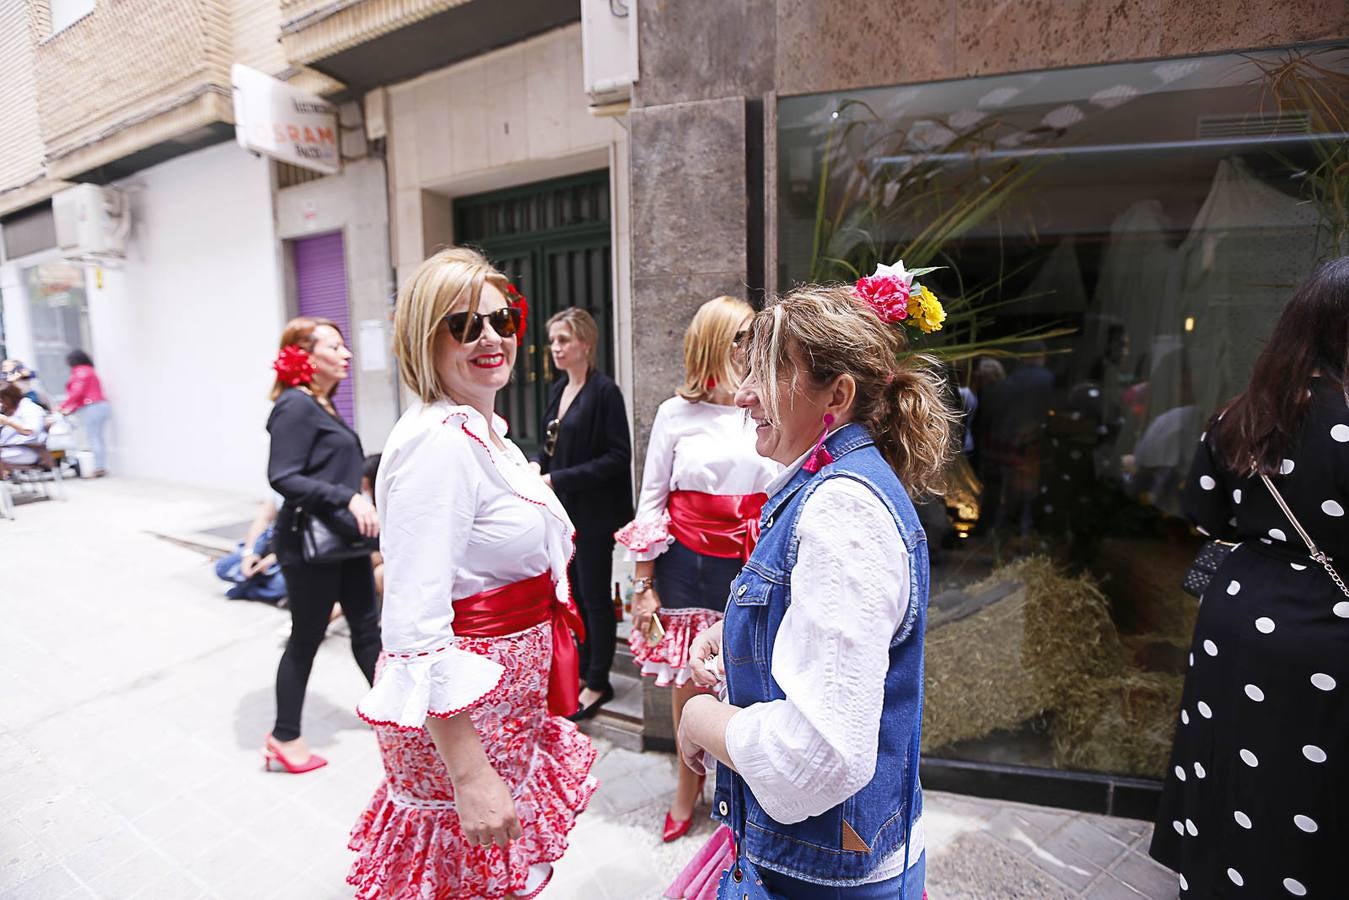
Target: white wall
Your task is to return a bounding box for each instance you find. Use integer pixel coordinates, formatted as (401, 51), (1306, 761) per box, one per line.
(90, 141), (283, 494)
(275, 155), (398, 453)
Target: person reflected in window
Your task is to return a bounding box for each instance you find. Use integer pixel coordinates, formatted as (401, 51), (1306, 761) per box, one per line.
(975, 342), (1054, 536)
(533, 308), (633, 720)
(1151, 257), (1349, 898)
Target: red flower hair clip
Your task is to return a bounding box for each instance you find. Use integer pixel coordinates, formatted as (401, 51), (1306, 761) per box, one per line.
(273, 344), (316, 387)
(505, 283), (528, 335)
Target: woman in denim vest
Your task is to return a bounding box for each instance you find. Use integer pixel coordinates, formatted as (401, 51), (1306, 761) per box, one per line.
(677, 284), (955, 899)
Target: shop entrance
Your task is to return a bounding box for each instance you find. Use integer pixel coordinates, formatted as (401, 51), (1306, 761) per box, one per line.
(454, 170), (612, 455)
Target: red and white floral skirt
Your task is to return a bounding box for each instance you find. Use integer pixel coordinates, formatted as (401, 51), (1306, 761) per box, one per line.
(629, 608), (723, 688)
(348, 623), (597, 899)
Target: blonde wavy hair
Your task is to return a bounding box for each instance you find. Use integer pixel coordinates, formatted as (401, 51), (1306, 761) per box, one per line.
(678, 295), (755, 403)
(745, 284), (957, 496)
(393, 247), (510, 403)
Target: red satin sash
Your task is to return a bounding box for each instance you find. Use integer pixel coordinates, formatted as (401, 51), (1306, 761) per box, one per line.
(453, 572), (586, 718)
(667, 490), (768, 561)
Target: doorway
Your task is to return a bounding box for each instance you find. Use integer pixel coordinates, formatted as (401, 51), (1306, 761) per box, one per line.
(454, 170), (612, 454)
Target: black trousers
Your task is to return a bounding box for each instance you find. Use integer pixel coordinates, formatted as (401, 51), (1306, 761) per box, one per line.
(570, 529), (616, 691)
(273, 556), (381, 741)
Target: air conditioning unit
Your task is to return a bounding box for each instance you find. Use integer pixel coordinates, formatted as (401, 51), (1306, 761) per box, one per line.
(581, 0), (638, 113)
(52, 184), (130, 261)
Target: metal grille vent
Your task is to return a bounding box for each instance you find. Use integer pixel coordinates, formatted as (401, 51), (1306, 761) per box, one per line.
(1197, 111), (1311, 140)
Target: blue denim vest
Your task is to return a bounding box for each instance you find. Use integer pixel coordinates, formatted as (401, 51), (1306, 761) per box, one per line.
(713, 423), (928, 885)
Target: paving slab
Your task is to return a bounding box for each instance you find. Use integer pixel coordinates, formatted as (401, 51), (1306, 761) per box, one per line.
(2, 478), (1179, 899)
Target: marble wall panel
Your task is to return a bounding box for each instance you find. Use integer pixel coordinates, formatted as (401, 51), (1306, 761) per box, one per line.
(636, 0), (776, 107)
(775, 0), (956, 96)
(630, 271), (752, 466)
(629, 98), (747, 280)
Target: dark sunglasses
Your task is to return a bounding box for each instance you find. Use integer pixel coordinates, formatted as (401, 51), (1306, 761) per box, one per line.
(543, 417), (561, 457)
(443, 307), (522, 343)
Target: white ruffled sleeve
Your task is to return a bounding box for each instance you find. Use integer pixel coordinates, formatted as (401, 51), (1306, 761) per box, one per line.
(356, 418), (505, 730)
(614, 401), (677, 561)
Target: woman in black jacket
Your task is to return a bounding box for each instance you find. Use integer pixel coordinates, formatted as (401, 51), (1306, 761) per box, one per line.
(535, 307), (633, 719)
(264, 316), (381, 773)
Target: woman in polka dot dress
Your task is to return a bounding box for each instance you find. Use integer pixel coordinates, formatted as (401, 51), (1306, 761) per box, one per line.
(1150, 258), (1349, 898)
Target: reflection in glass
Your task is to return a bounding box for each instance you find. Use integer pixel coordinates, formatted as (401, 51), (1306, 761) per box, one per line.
(24, 261), (91, 403)
(778, 45), (1348, 779)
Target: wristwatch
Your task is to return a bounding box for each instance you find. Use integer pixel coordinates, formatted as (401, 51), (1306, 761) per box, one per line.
(630, 576), (654, 594)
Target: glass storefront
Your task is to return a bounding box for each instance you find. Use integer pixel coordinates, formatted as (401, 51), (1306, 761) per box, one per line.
(23, 260), (91, 402)
(778, 45), (1348, 780)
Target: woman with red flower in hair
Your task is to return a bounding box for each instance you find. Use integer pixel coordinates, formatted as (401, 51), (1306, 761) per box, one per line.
(263, 316), (381, 774)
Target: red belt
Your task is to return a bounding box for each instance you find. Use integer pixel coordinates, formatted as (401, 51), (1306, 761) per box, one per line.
(667, 490), (768, 562)
(453, 572), (586, 718)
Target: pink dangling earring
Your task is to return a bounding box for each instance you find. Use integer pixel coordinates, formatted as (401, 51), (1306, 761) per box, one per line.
(706, 376), (717, 391)
(802, 413), (836, 473)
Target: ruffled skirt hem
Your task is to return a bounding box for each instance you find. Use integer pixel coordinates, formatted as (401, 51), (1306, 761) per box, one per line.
(629, 609), (723, 688)
(347, 716), (597, 899)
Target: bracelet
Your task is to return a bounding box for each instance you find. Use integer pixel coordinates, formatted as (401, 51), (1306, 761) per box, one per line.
(630, 576), (654, 594)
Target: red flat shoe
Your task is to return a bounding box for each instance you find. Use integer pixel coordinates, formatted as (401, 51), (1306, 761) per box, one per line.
(663, 811), (694, 842)
(262, 737), (328, 774)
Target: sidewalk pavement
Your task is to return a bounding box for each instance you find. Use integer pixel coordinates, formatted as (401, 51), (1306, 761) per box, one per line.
(0, 478), (1179, 899)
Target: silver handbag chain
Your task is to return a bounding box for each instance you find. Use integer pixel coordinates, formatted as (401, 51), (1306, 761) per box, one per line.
(1260, 474), (1349, 600)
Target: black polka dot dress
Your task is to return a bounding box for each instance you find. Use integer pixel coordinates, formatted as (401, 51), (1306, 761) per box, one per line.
(1150, 379), (1349, 897)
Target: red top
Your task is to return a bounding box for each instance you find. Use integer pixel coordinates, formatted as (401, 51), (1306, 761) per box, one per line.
(59, 365), (106, 414)
(452, 572), (586, 718)
(667, 490), (768, 562)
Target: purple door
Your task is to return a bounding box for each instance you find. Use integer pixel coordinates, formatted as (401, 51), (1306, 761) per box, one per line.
(293, 232), (354, 426)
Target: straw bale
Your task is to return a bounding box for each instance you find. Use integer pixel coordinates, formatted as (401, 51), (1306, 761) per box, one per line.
(1050, 670), (1184, 778)
(923, 556), (1122, 751)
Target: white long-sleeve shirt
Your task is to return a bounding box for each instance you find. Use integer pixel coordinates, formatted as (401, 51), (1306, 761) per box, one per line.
(616, 396), (779, 560)
(356, 401), (575, 730)
(723, 450), (924, 880)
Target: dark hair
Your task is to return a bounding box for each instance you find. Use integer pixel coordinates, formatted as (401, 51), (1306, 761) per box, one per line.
(362, 453), (382, 490)
(66, 349), (93, 368)
(1213, 257), (1349, 475)
(0, 383), (22, 409)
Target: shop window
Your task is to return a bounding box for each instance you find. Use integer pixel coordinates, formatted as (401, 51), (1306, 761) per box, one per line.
(777, 45), (1348, 781)
(24, 261), (91, 400)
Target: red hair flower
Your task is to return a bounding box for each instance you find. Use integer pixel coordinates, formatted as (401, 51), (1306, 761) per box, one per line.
(273, 344), (316, 387)
(505, 283), (528, 335)
(853, 274), (911, 324)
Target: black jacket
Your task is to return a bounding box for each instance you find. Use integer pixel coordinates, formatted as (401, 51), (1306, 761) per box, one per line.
(535, 369), (634, 534)
(267, 387), (365, 565)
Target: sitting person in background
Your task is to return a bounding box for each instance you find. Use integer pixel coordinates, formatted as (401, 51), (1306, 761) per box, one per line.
(0, 382), (48, 477)
(215, 497), (288, 604)
(2, 360), (51, 410)
(362, 453), (385, 598)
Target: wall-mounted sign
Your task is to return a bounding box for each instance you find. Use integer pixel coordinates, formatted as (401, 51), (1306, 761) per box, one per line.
(231, 64), (340, 176)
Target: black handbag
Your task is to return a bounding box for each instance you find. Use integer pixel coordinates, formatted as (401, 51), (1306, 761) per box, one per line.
(298, 506), (378, 565)
(1181, 539), (1236, 598)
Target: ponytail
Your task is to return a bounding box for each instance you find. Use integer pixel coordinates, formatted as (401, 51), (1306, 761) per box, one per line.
(871, 357), (957, 497)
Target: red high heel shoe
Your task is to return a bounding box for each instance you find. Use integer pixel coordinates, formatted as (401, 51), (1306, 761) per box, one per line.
(662, 773), (706, 842)
(262, 736), (328, 774)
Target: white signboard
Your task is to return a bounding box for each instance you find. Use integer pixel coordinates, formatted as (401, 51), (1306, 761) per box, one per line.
(231, 64), (340, 175)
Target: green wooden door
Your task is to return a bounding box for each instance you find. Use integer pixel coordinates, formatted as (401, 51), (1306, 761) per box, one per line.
(455, 171), (613, 455)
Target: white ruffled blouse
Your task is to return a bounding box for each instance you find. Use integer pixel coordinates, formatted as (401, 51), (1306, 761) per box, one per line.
(356, 401), (575, 730)
(616, 396), (780, 561)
